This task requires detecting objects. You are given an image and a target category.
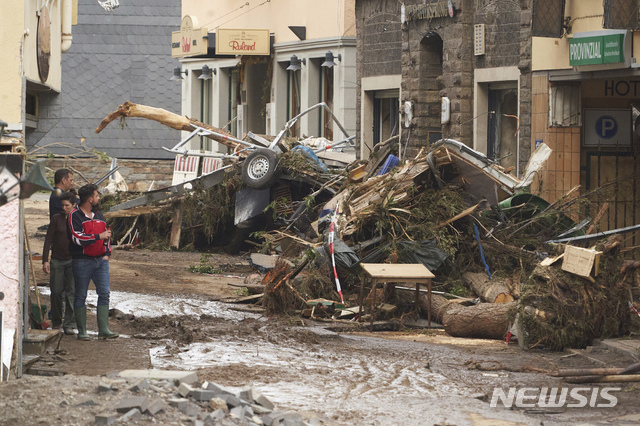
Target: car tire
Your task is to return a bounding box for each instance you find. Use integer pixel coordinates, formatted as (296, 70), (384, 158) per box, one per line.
(241, 148), (279, 190)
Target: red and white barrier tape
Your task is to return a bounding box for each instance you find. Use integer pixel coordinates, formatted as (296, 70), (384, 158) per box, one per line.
(328, 201), (344, 303)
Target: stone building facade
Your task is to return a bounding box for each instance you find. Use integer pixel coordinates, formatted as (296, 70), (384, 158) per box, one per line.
(356, 0), (534, 175)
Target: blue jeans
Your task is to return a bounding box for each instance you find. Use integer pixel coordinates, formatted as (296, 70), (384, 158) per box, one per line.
(73, 257), (110, 308)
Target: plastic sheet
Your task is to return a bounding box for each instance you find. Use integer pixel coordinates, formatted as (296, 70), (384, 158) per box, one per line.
(360, 239), (449, 272)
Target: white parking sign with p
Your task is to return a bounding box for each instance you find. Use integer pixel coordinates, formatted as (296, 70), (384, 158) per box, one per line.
(584, 109), (631, 147)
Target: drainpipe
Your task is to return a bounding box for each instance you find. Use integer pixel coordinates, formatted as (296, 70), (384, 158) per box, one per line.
(61, 0), (72, 52)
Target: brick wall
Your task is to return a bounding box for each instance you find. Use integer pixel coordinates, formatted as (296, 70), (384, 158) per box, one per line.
(45, 157), (174, 192)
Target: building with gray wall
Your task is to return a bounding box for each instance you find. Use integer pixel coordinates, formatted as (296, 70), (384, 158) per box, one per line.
(27, 0), (181, 160)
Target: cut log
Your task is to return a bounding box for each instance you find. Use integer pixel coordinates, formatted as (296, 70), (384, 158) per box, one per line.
(552, 367), (626, 377)
(417, 294), (450, 323)
(565, 374), (640, 384)
(95, 101), (243, 152)
(464, 272), (514, 303)
(442, 301), (516, 340)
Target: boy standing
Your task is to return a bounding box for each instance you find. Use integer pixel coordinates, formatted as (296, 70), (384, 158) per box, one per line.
(68, 184), (118, 340)
(42, 191), (77, 335)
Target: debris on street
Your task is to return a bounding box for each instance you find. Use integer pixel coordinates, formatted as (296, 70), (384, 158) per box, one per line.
(92, 102), (640, 352)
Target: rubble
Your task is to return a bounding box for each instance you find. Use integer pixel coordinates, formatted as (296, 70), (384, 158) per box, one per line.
(93, 100), (639, 351)
(86, 372), (316, 425)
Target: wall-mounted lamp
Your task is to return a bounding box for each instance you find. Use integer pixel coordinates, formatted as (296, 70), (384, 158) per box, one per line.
(321, 51), (342, 68)
(0, 159), (54, 207)
(198, 64), (216, 80)
(171, 66), (188, 81)
(286, 55), (306, 71)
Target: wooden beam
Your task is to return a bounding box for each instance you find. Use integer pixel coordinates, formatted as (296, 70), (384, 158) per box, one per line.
(170, 202), (184, 249)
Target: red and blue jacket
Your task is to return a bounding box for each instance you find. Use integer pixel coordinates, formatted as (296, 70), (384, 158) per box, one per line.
(67, 207), (111, 258)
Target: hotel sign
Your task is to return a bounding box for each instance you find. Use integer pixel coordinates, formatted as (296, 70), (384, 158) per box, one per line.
(171, 15), (208, 58)
(216, 29), (270, 55)
(569, 34), (624, 66)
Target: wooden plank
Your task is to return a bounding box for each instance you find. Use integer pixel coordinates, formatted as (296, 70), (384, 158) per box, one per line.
(221, 293), (264, 304)
(361, 263), (435, 280)
(436, 203), (481, 229)
(540, 253), (564, 266)
(349, 164), (366, 183)
(104, 206), (165, 218)
(169, 202), (183, 249)
(561, 245), (602, 278)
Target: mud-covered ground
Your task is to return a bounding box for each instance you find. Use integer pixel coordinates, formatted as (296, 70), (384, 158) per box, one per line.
(3, 195), (640, 425)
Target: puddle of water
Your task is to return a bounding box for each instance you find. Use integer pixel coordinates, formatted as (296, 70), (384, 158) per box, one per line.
(38, 287), (258, 321)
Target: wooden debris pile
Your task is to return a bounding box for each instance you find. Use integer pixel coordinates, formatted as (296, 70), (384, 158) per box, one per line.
(254, 140), (640, 351)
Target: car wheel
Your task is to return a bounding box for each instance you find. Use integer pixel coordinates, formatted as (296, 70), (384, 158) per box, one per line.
(241, 148), (279, 189)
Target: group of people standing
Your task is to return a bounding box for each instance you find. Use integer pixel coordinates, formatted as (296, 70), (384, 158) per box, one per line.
(41, 169), (119, 340)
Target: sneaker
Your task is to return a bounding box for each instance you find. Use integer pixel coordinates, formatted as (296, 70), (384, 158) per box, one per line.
(63, 328), (76, 335)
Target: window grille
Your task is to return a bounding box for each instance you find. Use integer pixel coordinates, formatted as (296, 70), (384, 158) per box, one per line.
(532, 0), (566, 38)
(604, 0), (640, 30)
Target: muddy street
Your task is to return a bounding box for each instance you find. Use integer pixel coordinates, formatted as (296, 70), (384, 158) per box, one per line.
(5, 196), (640, 425)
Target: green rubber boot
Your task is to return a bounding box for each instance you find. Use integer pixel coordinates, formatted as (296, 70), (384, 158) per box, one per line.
(74, 307), (91, 341)
(97, 305), (119, 340)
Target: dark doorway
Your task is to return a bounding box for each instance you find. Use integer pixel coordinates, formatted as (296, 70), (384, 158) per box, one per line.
(487, 87), (518, 171)
(373, 90), (399, 145)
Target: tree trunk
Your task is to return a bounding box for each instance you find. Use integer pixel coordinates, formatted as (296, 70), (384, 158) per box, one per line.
(464, 272), (514, 303)
(442, 301), (516, 340)
(416, 294), (454, 323)
(95, 101), (243, 152)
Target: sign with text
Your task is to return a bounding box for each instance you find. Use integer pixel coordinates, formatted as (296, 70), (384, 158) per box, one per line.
(569, 34), (624, 66)
(583, 109), (631, 147)
(583, 79), (640, 98)
(171, 15), (208, 58)
(216, 29), (270, 56)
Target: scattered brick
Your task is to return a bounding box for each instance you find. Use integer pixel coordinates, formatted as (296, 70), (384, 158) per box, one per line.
(94, 413), (116, 425)
(117, 408), (141, 422)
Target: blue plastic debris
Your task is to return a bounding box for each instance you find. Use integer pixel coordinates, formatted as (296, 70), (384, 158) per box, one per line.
(376, 154), (399, 176)
(292, 146), (328, 172)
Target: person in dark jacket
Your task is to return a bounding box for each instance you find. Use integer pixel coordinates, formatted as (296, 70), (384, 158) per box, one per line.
(49, 169), (74, 219)
(68, 184), (118, 341)
(42, 191), (77, 335)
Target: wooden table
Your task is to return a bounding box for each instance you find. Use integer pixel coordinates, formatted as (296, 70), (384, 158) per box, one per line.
(360, 263), (435, 331)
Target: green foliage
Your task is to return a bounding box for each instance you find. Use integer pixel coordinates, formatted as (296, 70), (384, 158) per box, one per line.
(304, 194), (315, 211)
(189, 253), (222, 274)
(92, 148), (111, 163)
(234, 287), (250, 296)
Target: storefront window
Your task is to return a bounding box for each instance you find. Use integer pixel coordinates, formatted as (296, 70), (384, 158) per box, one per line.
(200, 77), (211, 151)
(229, 69), (240, 137)
(320, 67), (334, 139)
(287, 71), (301, 137)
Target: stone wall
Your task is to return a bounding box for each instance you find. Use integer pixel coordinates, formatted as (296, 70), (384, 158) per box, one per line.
(355, 0), (403, 157)
(45, 158), (174, 192)
(356, 0), (534, 174)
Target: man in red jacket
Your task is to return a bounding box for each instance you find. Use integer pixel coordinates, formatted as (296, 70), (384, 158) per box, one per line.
(68, 184), (119, 341)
